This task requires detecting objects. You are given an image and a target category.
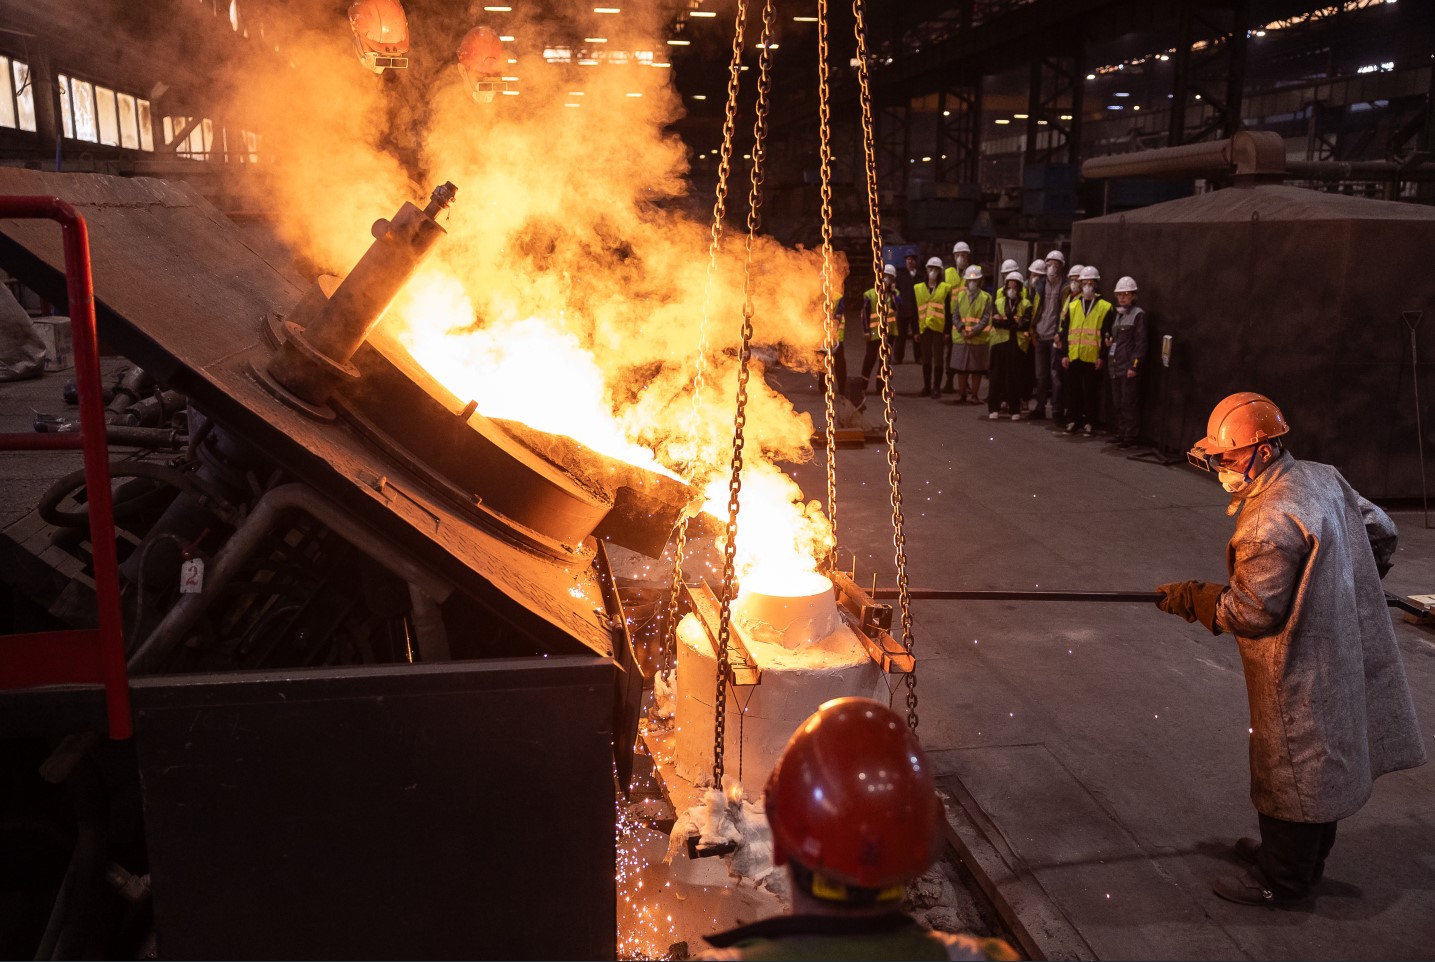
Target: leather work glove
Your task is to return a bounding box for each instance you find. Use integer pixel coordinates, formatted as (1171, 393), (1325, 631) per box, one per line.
(1155, 580), (1225, 635)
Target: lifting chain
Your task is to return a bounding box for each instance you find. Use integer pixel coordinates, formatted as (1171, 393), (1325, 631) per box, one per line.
(714, 0), (776, 785)
(660, 0), (752, 681)
(852, 0), (919, 731)
(817, 0), (838, 557)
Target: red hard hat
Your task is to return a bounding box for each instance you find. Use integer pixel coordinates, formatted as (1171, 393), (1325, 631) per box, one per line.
(764, 697), (942, 896)
(457, 25), (506, 101)
(350, 0), (409, 72)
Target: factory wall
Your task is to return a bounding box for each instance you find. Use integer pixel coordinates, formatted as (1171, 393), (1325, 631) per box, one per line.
(1075, 185), (1435, 502)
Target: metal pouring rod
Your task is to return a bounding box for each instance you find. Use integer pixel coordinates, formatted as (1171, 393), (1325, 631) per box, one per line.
(872, 588), (1162, 603)
(871, 587), (1426, 615)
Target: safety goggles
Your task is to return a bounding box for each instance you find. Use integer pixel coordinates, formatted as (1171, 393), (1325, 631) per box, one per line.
(1187, 445), (1257, 476)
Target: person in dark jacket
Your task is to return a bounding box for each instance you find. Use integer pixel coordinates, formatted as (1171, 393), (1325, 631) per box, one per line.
(1156, 393), (1426, 907)
(1104, 275), (1147, 447)
(897, 253), (922, 364)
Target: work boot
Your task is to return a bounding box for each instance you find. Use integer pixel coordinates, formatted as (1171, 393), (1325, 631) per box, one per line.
(1212, 869), (1311, 908)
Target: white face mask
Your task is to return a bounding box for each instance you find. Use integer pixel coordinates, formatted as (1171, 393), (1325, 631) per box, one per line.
(1219, 470), (1248, 493)
(928, 269), (941, 282)
(967, 280), (980, 293)
(956, 256), (969, 269)
(1048, 265), (1061, 278)
(1082, 282), (1095, 296)
(1007, 285), (1021, 298)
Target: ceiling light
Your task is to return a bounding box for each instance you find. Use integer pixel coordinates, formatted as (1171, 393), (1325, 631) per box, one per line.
(942, 110), (950, 117)
(690, 10), (716, 17)
(995, 118), (1010, 124)
(501, 90), (519, 96)
(1133, 105), (1140, 110)
(501, 75), (519, 81)
(1086, 73), (1096, 80)
(1254, 28), (1266, 36)
(507, 58), (517, 63)
(565, 102), (581, 107)
(579, 59), (599, 65)
(920, 155), (932, 162)
(594, 6), (621, 12)
(651, 62), (671, 68)
(693, 94), (707, 100)
(793, 15), (818, 22)
(1059, 114), (1072, 120)
(500, 35), (515, 41)
(667, 39), (690, 45)
(568, 91), (585, 96)
(626, 92), (642, 97)
(1014, 112), (1028, 118)
(585, 37), (608, 42)
(1113, 91), (1130, 97)
(483, 5), (511, 10)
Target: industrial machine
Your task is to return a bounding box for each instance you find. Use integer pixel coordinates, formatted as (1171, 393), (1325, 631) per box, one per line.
(0, 168), (701, 959)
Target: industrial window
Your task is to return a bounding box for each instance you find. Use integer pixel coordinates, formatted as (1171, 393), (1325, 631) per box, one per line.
(0, 55), (37, 132)
(56, 73), (154, 151)
(162, 116), (214, 160)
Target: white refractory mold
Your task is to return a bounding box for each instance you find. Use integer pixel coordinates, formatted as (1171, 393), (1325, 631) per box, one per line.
(674, 574), (886, 790)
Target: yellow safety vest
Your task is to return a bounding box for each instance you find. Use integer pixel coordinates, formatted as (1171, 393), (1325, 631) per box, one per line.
(953, 288), (992, 344)
(864, 287), (899, 341)
(993, 290), (1032, 349)
(913, 282), (952, 334)
(1066, 297), (1112, 363)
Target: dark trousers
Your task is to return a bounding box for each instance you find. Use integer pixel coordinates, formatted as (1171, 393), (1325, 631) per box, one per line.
(860, 337), (886, 394)
(1064, 359), (1099, 428)
(988, 339), (1023, 414)
(1257, 812), (1337, 898)
(920, 330), (945, 392)
(1109, 372), (1141, 441)
(897, 314), (919, 363)
(1049, 346), (1067, 421)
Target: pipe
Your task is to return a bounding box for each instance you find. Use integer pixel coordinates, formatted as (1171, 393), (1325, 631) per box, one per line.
(127, 483), (452, 674)
(1082, 130), (1285, 181)
(38, 462), (235, 528)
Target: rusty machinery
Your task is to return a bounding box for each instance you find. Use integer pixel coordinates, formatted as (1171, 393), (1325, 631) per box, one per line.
(0, 169), (702, 960)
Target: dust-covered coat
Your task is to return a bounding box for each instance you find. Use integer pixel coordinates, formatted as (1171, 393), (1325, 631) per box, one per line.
(1214, 452), (1426, 822)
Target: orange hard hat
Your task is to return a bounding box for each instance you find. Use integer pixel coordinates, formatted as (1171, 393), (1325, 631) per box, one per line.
(1188, 392), (1290, 469)
(457, 26), (506, 102)
(350, 0), (409, 73)
(764, 697), (942, 900)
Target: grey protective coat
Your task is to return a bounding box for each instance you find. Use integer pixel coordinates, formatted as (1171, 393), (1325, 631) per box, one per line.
(1214, 452), (1426, 822)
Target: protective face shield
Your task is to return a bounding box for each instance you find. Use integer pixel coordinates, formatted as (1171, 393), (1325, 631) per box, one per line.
(350, 0), (410, 74)
(457, 26), (507, 102)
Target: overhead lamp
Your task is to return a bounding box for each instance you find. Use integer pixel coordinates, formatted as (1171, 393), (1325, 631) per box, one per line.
(1059, 114), (1072, 120)
(1086, 73), (1096, 80)
(626, 92), (642, 97)
(693, 94), (707, 100)
(501, 75), (519, 81)
(483, 5), (512, 10)
(668, 39), (690, 45)
(920, 155), (932, 162)
(1113, 91), (1130, 97)
(793, 15), (818, 22)
(942, 110), (950, 116)
(565, 102), (581, 107)
(994, 118), (1010, 124)
(586, 37), (608, 42)
(568, 91), (585, 96)
(500, 35), (515, 41)
(501, 90), (519, 96)
(651, 62), (671, 68)
(1133, 105), (1141, 110)
(1014, 112), (1028, 118)
(690, 10), (717, 16)
(594, 6), (621, 12)
(579, 59), (599, 65)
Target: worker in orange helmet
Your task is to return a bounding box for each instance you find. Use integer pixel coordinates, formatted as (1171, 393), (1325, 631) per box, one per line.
(1155, 393), (1425, 908)
(700, 698), (1017, 961)
(349, 0), (410, 74)
(457, 25), (507, 102)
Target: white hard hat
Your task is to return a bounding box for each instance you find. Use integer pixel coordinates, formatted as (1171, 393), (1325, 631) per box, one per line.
(926, 256), (944, 269)
(883, 264), (898, 277)
(952, 241), (971, 254)
(1114, 275), (1138, 293)
(963, 265), (983, 280)
(1079, 265), (1101, 282)
(1068, 263), (1084, 278)
(1005, 271), (1025, 284)
(999, 258), (1019, 276)
(1045, 249), (1065, 262)
(1028, 258), (1046, 273)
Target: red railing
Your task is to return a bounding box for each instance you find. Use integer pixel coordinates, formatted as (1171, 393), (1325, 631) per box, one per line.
(0, 196), (131, 739)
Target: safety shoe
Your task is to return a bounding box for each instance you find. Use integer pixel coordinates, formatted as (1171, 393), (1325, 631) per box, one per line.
(1011, 412), (1024, 421)
(988, 411), (1000, 420)
(1064, 422), (1077, 433)
(1212, 869), (1311, 908)
(1083, 424), (1094, 436)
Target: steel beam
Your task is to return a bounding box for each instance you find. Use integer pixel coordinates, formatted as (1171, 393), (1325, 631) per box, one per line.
(876, 100), (912, 194)
(936, 82), (983, 184)
(1025, 53), (1084, 166)
(1169, 0), (1250, 145)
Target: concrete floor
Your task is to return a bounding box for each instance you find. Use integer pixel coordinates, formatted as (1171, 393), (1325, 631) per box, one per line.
(779, 345), (1435, 961)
